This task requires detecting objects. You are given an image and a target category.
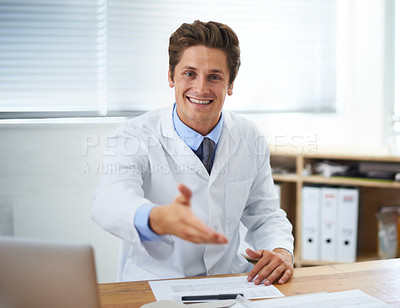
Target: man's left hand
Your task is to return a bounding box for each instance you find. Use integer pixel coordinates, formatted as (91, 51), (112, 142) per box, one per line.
(246, 248), (293, 286)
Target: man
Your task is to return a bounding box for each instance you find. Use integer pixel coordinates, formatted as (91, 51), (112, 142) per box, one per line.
(91, 20), (294, 286)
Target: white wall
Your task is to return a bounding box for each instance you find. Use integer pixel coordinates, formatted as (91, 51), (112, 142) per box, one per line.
(0, 0), (395, 283)
(0, 122), (121, 282)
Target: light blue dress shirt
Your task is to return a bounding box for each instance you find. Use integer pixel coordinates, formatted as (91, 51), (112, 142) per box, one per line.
(134, 104), (224, 241)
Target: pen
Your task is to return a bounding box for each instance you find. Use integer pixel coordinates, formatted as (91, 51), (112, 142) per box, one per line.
(181, 293), (244, 301)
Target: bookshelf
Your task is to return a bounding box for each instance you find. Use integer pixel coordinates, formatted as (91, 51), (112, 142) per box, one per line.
(271, 151), (400, 267)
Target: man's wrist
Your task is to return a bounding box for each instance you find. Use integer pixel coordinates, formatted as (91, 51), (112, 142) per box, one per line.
(273, 247), (294, 264)
(134, 204), (162, 242)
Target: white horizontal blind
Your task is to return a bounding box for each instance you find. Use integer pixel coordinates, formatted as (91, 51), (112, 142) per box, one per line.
(224, 0), (337, 112)
(0, 0), (336, 117)
(107, 0), (337, 113)
(106, 1), (212, 112)
(0, 0), (106, 114)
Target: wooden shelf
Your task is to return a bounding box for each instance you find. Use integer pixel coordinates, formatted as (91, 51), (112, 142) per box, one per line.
(303, 153), (400, 163)
(273, 174), (400, 188)
(302, 175), (400, 189)
(295, 250), (380, 268)
(272, 174), (300, 183)
(270, 150), (400, 267)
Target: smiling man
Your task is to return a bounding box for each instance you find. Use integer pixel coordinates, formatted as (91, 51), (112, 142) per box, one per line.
(168, 45), (231, 136)
(91, 20), (294, 286)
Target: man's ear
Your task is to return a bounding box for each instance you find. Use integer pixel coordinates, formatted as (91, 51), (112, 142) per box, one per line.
(228, 81), (234, 96)
(168, 69), (174, 88)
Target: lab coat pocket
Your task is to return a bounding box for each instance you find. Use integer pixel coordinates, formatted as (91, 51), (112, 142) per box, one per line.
(224, 179), (253, 237)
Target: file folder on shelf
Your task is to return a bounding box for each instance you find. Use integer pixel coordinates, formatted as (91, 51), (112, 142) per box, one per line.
(320, 187), (339, 261)
(301, 186), (321, 261)
(337, 188), (359, 262)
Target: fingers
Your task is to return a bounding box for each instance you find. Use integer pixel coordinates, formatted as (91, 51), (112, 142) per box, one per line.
(245, 248), (262, 260)
(174, 183), (227, 243)
(247, 251), (268, 283)
(190, 216), (228, 244)
(150, 183), (228, 244)
(256, 260), (285, 286)
(182, 226), (228, 244)
(247, 250), (293, 286)
(277, 269), (292, 285)
(179, 214), (228, 244)
(177, 183), (192, 204)
(246, 249), (266, 282)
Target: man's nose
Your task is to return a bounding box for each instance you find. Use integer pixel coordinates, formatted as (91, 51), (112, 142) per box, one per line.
(193, 77), (208, 93)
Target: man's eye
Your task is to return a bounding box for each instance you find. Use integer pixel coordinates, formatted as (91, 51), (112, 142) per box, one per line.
(185, 72), (194, 77)
(210, 75), (221, 80)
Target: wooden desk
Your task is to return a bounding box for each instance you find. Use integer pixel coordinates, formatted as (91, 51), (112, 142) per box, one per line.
(99, 258), (400, 308)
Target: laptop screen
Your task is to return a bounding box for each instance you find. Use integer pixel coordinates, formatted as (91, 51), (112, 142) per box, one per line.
(0, 237), (101, 308)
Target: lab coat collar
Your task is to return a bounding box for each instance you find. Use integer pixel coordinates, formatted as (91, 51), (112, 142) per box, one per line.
(158, 105), (241, 180)
(159, 105), (209, 179)
(210, 111), (241, 182)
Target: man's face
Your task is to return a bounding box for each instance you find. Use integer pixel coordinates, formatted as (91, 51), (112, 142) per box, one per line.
(168, 45), (233, 136)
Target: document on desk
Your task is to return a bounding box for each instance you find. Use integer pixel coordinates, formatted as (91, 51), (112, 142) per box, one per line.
(240, 289), (390, 308)
(149, 275), (284, 301)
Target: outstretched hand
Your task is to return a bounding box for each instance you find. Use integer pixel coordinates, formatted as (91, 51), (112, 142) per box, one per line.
(246, 248), (293, 285)
(149, 183), (228, 244)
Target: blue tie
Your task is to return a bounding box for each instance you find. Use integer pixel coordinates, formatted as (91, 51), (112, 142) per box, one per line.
(198, 137), (215, 174)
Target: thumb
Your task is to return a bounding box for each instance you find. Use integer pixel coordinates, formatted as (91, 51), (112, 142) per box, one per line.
(176, 183), (192, 206)
(246, 248), (263, 260)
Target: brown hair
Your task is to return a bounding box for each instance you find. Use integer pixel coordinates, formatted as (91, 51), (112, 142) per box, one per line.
(168, 20), (240, 87)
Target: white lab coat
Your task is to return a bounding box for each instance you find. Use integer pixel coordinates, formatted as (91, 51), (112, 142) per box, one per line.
(91, 104), (293, 282)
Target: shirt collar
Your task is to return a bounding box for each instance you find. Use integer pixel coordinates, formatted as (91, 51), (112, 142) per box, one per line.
(172, 103), (223, 151)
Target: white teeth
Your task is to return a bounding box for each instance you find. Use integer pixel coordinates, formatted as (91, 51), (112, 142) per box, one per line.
(189, 97), (211, 104)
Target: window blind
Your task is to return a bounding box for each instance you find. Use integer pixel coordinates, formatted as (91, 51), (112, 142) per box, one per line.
(107, 0), (337, 113)
(0, 0), (337, 118)
(0, 0), (106, 115)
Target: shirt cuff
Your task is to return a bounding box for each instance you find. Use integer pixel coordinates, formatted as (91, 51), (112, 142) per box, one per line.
(134, 204), (163, 242)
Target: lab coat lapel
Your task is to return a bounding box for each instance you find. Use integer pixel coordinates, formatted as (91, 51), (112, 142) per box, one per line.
(159, 106), (209, 179)
(210, 112), (241, 181)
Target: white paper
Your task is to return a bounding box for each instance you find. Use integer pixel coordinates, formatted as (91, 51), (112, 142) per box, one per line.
(149, 275), (284, 302)
(237, 289), (390, 308)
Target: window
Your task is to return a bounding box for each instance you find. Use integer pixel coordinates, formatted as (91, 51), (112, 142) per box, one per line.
(395, 0), (400, 116)
(0, 0), (337, 118)
(0, 0), (107, 117)
(388, 0), (400, 154)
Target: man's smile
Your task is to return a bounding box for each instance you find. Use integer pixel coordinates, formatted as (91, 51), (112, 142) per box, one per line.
(187, 96), (213, 105)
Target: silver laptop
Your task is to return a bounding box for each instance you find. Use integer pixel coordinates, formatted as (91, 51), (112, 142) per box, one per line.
(0, 237), (101, 308)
